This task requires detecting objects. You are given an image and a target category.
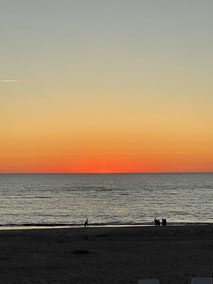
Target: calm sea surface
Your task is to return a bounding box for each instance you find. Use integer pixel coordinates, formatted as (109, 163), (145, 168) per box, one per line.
(0, 173), (212, 227)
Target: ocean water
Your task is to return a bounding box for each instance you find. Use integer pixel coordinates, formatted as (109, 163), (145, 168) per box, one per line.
(0, 173), (212, 227)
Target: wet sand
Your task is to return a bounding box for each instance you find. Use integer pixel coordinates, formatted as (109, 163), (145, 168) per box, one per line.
(0, 225), (213, 283)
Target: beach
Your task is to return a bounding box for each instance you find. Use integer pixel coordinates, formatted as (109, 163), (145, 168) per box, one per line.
(0, 225), (213, 283)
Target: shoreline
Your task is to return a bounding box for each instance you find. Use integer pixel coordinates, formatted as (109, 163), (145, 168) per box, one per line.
(0, 221), (212, 231)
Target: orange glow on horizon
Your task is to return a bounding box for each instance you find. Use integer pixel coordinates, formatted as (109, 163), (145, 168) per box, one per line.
(0, 128), (212, 173)
(0, 152), (212, 173)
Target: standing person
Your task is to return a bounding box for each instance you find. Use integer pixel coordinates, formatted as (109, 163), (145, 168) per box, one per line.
(84, 219), (88, 228)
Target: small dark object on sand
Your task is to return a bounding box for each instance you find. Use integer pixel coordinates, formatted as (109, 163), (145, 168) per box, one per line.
(72, 249), (92, 255)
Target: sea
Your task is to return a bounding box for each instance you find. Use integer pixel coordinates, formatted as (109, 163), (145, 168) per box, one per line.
(0, 173), (212, 228)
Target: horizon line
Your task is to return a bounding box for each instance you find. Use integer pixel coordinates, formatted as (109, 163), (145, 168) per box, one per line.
(0, 171), (212, 174)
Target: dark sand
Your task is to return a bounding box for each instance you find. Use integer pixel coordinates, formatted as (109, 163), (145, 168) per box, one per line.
(0, 225), (213, 283)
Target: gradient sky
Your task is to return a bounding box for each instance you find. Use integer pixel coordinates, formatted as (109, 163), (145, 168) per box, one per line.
(0, 0), (213, 173)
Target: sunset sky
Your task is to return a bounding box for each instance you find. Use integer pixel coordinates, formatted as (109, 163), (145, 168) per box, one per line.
(0, 0), (213, 173)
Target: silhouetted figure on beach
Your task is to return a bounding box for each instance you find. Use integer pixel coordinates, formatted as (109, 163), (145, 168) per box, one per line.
(154, 218), (160, 226)
(162, 218), (167, 226)
(84, 219), (88, 228)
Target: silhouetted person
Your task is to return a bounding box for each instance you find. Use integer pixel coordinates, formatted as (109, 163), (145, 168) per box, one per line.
(162, 218), (167, 226)
(84, 219), (88, 228)
(154, 218), (160, 226)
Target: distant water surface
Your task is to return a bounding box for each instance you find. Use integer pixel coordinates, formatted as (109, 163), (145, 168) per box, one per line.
(0, 173), (212, 227)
